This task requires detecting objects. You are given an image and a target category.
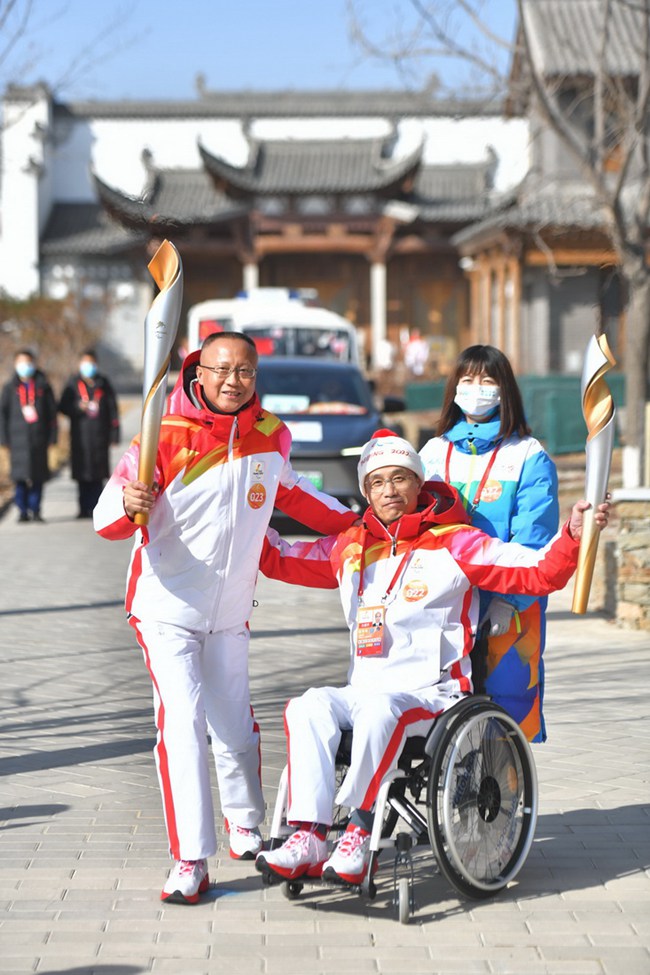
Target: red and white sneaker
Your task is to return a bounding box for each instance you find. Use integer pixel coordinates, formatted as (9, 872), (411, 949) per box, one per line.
(225, 819), (263, 860)
(160, 859), (210, 904)
(322, 825), (371, 885)
(255, 829), (328, 881)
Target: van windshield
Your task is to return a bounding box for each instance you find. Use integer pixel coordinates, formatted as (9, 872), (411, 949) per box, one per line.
(257, 364), (372, 415)
(243, 325), (353, 361)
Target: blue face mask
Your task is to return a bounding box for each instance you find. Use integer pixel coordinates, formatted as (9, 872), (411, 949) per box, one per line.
(79, 361), (98, 380)
(15, 361), (35, 380)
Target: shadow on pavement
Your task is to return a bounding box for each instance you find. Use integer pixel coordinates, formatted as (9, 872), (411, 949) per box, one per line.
(0, 599), (124, 617)
(39, 967), (146, 975)
(0, 737), (154, 777)
(267, 802), (650, 923)
(0, 803), (70, 830)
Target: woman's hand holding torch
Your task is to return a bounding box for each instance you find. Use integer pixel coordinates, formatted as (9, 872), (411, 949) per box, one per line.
(571, 333), (617, 614)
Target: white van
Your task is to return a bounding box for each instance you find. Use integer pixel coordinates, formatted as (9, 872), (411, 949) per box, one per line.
(186, 289), (361, 365)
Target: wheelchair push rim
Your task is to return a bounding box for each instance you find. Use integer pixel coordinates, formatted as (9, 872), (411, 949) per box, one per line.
(426, 702), (538, 899)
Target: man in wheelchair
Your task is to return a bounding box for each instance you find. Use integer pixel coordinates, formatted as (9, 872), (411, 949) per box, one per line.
(255, 430), (610, 889)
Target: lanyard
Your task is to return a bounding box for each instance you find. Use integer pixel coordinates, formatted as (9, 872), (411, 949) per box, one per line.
(445, 440), (500, 512)
(18, 380), (35, 408)
(77, 379), (97, 403)
(357, 529), (418, 604)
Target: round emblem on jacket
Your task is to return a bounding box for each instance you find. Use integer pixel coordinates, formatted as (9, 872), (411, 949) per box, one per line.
(480, 479), (503, 503)
(403, 579), (428, 602)
(247, 484), (267, 509)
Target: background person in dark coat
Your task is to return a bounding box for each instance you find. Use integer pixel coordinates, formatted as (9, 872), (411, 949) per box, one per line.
(58, 349), (120, 519)
(0, 349), (58, 522)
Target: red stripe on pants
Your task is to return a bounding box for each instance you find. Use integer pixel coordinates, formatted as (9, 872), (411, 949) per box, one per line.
(359, 705), (443, 811)
(129, 616), (181, 860)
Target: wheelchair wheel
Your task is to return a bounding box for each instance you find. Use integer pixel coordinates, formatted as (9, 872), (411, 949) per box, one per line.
(426, 702), (538, 899)
(397, 877), (410, 924)
(282, 880), (303, 900)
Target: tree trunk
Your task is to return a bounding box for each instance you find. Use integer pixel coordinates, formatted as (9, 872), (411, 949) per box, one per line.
(621, 256), (650, 487)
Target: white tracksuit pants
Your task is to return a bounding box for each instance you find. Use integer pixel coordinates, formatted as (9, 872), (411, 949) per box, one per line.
(131, 618), (264, 860)
(284, 683), (465, 825)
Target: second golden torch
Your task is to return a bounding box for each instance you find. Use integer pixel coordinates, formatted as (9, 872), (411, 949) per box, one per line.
(135, 239), (184, 526)
(571, 333), (617, 614)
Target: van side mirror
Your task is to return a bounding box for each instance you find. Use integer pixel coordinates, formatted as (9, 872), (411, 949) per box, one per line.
(383, 395), (405, 413)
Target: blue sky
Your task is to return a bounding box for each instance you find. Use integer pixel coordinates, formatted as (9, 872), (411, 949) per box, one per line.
(2, 0), (517, 101)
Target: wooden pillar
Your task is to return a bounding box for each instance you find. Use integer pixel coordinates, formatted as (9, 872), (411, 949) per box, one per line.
(496, 258), (506, 350)
(509, 256), (522, 372)
(480, 257), (491, 345)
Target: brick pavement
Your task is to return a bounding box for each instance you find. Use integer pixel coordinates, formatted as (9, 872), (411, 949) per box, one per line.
(0, 415), (648, 975)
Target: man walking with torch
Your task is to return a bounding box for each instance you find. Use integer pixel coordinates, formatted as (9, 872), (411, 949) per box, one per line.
(95, 308), (358, 903)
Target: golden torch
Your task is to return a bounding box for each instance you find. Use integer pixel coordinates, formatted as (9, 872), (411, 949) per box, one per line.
(571, 333), (617, 614)
(135, 239), (183, 526)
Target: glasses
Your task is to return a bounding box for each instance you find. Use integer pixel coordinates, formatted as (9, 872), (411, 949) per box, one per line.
(367, 472), (416, 494)
(198, 364), (257, 380)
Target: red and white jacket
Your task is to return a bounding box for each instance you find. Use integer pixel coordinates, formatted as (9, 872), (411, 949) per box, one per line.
(94, 351), (357, 631)
(261, 482), (579, 694)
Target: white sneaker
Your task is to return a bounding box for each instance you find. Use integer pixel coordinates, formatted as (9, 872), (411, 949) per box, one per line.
(226, 820), (264, 860)
(160, 858), (209, 904)
(255, 829), (328, 881)
(322, 826), (371, 885)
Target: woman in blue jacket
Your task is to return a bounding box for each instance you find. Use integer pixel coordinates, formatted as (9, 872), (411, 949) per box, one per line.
(419, 345), (558, 741)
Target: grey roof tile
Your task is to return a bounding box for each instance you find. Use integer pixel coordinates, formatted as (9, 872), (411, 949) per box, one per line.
(413, 161), (492, 201)
(54, 89), (505, 121)
(92, 168), (248, 228)
(199, 137), (423, 194)
(452, 188), (609, 246)
(522, 0), (646, 76)
(40, 203), (144, 255)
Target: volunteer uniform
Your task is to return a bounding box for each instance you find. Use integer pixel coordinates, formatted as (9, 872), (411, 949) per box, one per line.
(261, 480), (578, 825)
(94, 351), (356, 860)
(420, 418), (558, 741)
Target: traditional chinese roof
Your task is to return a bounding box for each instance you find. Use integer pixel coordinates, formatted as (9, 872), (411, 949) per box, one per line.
(40, 150), (493, 254)
(92, 168), (248, 232)
(452, 186), (611, 250)
(40, 203), (144, 256)
(199, 137), (424, 196)
(411, 161), (493, 223)
(52, 89), (505, 121)
(520, 0), (645, 77)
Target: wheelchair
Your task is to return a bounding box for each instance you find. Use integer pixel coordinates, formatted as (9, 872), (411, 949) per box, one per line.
(261, 694), (538, 923)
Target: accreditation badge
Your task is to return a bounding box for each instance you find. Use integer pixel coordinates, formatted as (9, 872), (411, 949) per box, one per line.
(86, 400), (99, 417)
(356, 604), (385, 657)
(21, 404), (38, 423)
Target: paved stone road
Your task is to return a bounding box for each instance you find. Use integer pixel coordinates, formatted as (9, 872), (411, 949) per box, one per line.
(0, 411), (648, 975)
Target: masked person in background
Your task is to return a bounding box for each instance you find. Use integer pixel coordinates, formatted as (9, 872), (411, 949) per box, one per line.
(1, 349), (58, 523)
(59, 350), (121, 519)
(419, 345), (558, 742)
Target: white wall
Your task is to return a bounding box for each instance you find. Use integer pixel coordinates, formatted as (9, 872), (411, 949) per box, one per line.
(0, 88), (52, 297)
(51, 117), (251, 200)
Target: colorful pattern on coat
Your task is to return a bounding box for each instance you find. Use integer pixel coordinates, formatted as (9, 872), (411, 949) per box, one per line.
(419, 419), (559, 741)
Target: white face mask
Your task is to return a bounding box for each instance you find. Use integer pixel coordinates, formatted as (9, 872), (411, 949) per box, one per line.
(454, 384), (501, 419)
